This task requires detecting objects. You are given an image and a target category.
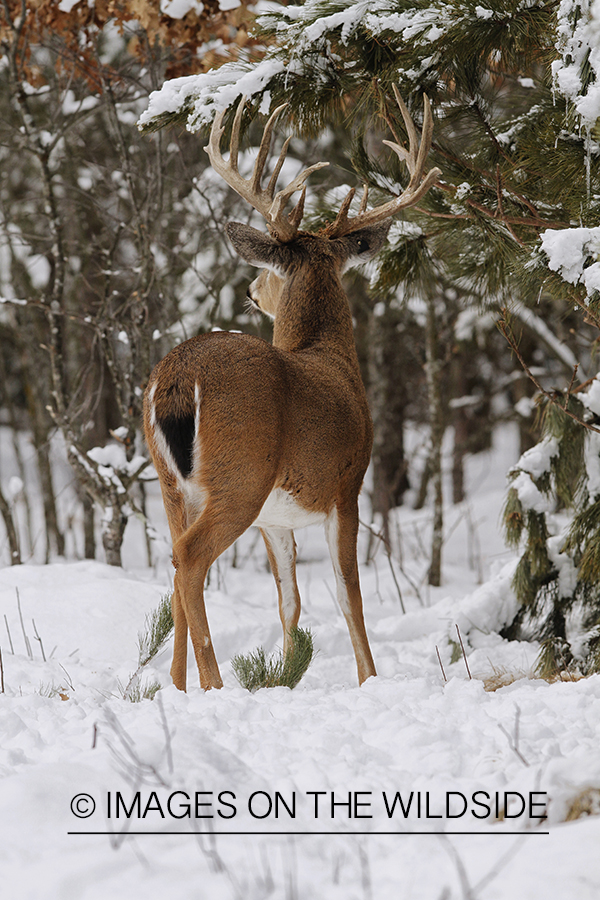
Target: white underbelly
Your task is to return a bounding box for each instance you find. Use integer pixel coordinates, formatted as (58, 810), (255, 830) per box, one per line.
(253, 488), (326, 529)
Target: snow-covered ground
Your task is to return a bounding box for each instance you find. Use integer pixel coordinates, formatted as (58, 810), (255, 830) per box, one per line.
(1, 425), (600, 899)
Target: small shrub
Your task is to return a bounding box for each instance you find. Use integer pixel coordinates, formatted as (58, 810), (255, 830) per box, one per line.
(480, 663), (587, 692)
(38, 682), (70, 700)
(125, 679), (162, 703)
(232, 627), (315, 692)
(137, 593), (174, 667)
(565, 787), (600, 821)
(481, 666), (529, 692)
(122, 593), (174, 702)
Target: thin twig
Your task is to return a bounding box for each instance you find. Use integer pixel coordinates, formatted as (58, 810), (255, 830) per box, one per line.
(359, 518), (407, 613)
(0, 647), (4, 693)
(4, 614), (14, 655)
(436, 646), (447, 682)
(16, 588), (32, 659)
(456, 624), (472, 679)
(32, 618), (46, 662)
(565, 363), (580, 399)
(498, 707), (530, 768)
(59, 664), (75, 692)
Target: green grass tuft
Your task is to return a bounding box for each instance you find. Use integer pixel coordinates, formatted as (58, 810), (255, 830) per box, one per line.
(232, 627), (315, 692)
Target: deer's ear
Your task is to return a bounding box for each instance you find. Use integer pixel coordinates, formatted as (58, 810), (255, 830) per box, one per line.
(339, 222), (391, 269)
(226, 222), (291, 274)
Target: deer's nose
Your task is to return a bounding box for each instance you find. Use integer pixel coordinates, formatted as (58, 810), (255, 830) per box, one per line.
(246, 288), (260, 311)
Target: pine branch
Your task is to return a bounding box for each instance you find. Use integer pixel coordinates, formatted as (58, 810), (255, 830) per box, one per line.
(498, 312), (600, 435)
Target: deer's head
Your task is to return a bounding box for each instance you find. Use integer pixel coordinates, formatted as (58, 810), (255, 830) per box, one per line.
(205, 87), (442, 321)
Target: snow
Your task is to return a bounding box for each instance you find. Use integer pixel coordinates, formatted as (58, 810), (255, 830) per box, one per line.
(540, 226), (598, 285)
(581, 375), (600, 416)
(507, 434), (560, 515)
(540, 225), (600, 299)
(138, 59), (289, 132)
(58, 0), (83, 11)
(161, 0), (204, 16)
(585, 430), (600, 498)
(1, 428), (600, 898)
(553, 0), (600, 128)
(510, 471), (552, 514)
(514, 436), (559, 480)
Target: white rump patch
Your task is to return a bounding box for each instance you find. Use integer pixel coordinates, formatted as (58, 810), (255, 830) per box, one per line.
(254, 488), (326, 530)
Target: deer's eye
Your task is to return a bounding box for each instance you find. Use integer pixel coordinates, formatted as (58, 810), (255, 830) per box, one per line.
(356, 239), (369, 254)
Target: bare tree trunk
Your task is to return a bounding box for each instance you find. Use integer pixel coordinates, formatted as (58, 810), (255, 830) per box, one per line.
(451, 346), (468, 505)
(0, 346), (34, 555)
(368, 304), (410, 544)
(452, 412), (467, 505)
(425, 291), (444, 587)
(82, 492), (96, 559)
(414, 453), (432, 511)
(101, 507), (128, 567)
(24, 376), (66, 560)
(0, 484), (21, 565)
(138, 480), (153, 568)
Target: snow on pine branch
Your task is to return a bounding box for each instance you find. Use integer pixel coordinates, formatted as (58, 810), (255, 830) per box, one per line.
(138, 57), (289, 132)
(552, 0), (600, 128)
(508, 436), (560, 514)
(138, 0), (600, 137)
(137, 0), (489, 132)
(540, 225), (600, 299)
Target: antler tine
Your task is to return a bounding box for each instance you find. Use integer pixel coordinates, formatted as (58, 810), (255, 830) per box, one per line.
(228, 94), (246, 174)
(205, 96), (329, 242)
(287, 185), (306, 232)
(390, 85), (419, 175)
(250, 102), (288, 194)
(358, 184), (369, 215)
(267, 135), (292, 197)
(326, 89), (442, 238)
(268, 159), (330, 221)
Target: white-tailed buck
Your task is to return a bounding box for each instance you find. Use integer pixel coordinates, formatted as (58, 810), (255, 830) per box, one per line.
(144, 86), (441, 690)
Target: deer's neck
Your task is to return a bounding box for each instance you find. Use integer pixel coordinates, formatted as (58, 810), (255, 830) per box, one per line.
(272, 269), (358, 364)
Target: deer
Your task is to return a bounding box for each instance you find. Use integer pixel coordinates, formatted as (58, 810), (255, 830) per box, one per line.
(143, 86), (441, 691)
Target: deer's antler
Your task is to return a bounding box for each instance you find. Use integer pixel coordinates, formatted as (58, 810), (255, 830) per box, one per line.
(324, 87), (442, 238)
(205, 97), (329, 243)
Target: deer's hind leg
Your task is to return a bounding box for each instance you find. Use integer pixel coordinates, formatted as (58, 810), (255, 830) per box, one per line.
(260, 527), (301, 655)
(173, 491), (275, 691)
(154, 478), (190, 692)
(325, 500), (376, 685)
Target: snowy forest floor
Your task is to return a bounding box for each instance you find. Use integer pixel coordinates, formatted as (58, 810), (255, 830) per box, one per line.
(1, 424), (600, 899)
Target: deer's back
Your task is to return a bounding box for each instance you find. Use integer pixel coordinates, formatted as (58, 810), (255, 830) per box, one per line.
(145, 331), (372, 517)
